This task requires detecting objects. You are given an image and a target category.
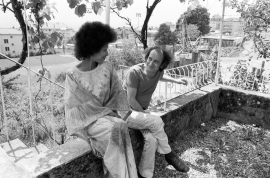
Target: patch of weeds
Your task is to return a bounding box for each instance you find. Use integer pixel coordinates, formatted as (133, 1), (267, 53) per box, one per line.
(153, 118), (270, 178)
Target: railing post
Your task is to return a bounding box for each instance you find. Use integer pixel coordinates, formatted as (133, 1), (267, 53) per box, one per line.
(164, 82), (167, 111)
(215, 0), (226, 84)
(23, 0), (35, 146)
(0, 69), (9, 141)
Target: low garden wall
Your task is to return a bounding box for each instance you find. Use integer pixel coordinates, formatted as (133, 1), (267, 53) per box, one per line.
(217, 85), (270, 129)
(16, 84), (222, 178)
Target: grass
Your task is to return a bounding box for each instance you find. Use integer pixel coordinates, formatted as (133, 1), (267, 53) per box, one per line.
(0, 53), (77, 84)
(0, 53), (76, 69)
(153, 118), (270, 178)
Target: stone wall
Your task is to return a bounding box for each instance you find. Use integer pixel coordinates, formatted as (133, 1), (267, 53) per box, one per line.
(17, 84), (221, 178)
(218, 85), (270, 129)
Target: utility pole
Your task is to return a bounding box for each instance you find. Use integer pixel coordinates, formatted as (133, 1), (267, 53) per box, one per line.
(136, 13), (141, 28)
(215, 0), (226, 84)
(61, 27), (67, 54)
(105, 0), (110, 25)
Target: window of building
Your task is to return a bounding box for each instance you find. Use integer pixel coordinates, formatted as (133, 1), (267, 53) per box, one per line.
(12, 43), (14, 46)
(5, 47), (10, 51)
(10, 36), (13, 38)
(13, 51), (15, 53)
(4, 39), (8, 43)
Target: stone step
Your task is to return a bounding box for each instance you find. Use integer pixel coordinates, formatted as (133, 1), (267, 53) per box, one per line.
(0, 146), (33, 178)
(0, 138), (49, 163)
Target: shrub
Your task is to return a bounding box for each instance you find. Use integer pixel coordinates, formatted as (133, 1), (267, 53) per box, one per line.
(108, 39), (144, 70)
(0, 76), (66, 147)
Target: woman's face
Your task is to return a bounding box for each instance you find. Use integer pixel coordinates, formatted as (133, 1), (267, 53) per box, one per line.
(92, 44), (109, 64)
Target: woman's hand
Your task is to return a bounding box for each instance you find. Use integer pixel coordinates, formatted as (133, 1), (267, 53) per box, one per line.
(108, 111), (121, 118)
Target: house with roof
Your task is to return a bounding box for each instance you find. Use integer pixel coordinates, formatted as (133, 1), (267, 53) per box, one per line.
(42, 22), (76, 41)
(0, 28), (23, 57)
(114, 27), (135, 40)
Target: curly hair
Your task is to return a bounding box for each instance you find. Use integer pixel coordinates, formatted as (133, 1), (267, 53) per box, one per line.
(144, 46), (172, 71)
(74, 21), (117, 60)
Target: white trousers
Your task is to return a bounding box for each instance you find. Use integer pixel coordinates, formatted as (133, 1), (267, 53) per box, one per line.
(126, 111), (171, 178)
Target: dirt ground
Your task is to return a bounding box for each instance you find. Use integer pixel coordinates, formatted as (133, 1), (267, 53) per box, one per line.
(153, 118), (270, 178)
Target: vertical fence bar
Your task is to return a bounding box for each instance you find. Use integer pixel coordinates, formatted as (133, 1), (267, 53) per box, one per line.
(23, 0), (35, 146)
(164, 82), (167, 111)
(158, 82), (161, 98)
(0, 69), (9, 141)
(49, 81), (56, 146)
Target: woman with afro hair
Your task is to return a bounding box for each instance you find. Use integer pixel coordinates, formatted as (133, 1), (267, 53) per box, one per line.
(64, 21), (138, 178)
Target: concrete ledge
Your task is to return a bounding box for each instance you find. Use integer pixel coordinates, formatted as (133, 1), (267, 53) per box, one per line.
(218, 85), (270, 128)
(18, 138), (103, 178)
(151, 84), (221, 141)
(0, 147), (33, 178)
(14, 84), (221, 178)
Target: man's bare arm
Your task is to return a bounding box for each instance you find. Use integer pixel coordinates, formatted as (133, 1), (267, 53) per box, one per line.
(127, 86), (145, 112)
(160, 74), (188, 85)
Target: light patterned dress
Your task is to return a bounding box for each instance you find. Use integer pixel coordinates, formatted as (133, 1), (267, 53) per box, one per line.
(64, 61), (137, 178)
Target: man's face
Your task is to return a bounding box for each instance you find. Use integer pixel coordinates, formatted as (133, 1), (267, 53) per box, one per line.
(145, 49), (163, 73)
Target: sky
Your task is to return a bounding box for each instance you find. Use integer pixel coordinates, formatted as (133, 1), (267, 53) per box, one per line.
(0, 0), (240, 31)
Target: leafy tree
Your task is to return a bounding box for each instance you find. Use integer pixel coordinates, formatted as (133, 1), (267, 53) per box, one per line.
(0, 0), (63, 76)
(154, 23), (177, 45)
(187, 24), (200, 41)
(68, 0), (192, 49)
(0, 0), (195, 76)
(226, 0), (270, 59)
(176, 5), (211, 36)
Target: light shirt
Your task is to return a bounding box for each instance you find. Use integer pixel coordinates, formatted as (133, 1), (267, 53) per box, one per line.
(123, 63), (163, 109)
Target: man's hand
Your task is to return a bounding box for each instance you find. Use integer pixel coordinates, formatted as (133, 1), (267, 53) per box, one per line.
(108, 111), (121, 118)
(178, 79), (188, 85)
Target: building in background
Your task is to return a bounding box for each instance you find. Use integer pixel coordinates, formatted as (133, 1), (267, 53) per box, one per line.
(114, 27), (134, 40)
(0, 28), (22, 56)
(210, 14), (244, 36)
(42, 22), (76, 41)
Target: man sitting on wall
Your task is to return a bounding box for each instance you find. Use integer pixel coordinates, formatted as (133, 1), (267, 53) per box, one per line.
(123, 46), (189, 178)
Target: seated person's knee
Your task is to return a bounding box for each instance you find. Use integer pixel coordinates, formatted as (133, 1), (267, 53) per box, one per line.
(143, 131), (157, 148)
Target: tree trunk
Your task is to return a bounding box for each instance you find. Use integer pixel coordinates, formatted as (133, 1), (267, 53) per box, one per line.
(141, 0), (161, 49)
(0, 0), (27, 76)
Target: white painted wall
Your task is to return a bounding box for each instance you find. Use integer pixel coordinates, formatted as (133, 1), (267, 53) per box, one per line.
(0, 34), (23, 56)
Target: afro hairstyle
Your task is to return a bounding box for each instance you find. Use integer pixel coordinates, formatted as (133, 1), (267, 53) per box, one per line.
(74, 21), (117, 60)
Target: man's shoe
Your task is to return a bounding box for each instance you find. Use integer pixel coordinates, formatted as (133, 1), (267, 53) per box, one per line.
(165, 151), (189, 172)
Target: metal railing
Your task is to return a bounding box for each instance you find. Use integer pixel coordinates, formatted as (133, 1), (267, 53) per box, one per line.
(117, 60), (217, 111)
(220, 59), (270, 94)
